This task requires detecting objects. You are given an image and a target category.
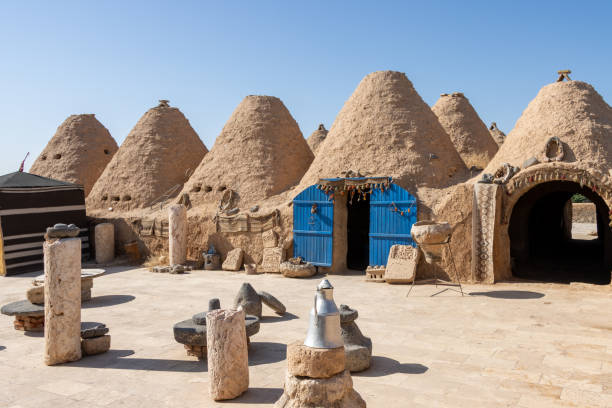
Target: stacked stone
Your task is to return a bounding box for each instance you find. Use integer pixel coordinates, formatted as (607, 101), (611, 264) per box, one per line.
(14, 314), (44, 331)
(1, 300), (44, 332)
(81, 323), (111, 356)
(275, 341), (366, 407)
(340, 305), (372, 372)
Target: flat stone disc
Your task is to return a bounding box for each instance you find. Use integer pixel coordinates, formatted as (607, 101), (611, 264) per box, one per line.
(1, 300), (44, 317)
(173, 314), (260, 346)
(81, 322), (109, 339)
(33, 268), (105, 284)
(258, 291), (286, 315)
(173, 319), (207, 346)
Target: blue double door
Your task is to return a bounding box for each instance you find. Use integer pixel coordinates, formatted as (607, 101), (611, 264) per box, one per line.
(293, 183), (417, 268)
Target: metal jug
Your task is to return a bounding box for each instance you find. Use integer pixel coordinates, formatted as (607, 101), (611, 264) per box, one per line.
(304, 279), (344, 349)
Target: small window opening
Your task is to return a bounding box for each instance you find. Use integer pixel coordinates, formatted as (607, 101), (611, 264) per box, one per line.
(53, 154), (61, 159)
(217, 185), (227, 192)
(204, 185), (213, 192)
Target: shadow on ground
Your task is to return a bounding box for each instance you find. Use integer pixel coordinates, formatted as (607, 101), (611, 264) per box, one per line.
(353, 356), (428, 377)
(66, 349), (207, 372)
(24, 331), (44, 338)
(469, 290), (545, 299)
(248, 341), (286, 366)
(262, 312), (298, 323)
(0, 346), (5, 351)
(82, 295), (136, 308)
(220, 387), (284, 404)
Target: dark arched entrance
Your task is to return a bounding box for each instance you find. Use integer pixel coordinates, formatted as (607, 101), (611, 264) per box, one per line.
(508, 181), (612, 284)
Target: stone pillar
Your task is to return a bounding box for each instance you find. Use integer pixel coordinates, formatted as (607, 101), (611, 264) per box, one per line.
(169, 204), (187, 265)
(94, 223), (115, 264)
(44, 238), (82, 365)
(206, 309), (249, 400)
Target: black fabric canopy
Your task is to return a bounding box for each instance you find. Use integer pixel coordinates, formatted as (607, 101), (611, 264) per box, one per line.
(0, 172), (89, 276)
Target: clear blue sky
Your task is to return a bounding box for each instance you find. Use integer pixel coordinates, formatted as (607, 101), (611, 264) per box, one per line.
(1, 1), (611, 175)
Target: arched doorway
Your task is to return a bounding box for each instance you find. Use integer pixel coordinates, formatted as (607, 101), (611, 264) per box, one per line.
(508, 180), (612, 284)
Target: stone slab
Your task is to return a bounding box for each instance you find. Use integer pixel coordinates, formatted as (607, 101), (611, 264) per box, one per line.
(260, 247), (284, 273)
(384, 244), (420, 284)
(33, 269), (105, 285)
(287, 341), (345, 379)
(81, 335), (111, 356)
(94, 223), (115, 264)
(1, 300), (44, 317)
(262, 230), (278, 248)
(222, 248), (244, 271)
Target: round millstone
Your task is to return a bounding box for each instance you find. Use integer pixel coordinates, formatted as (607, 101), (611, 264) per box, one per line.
(258, 291), (286, 315)
(1, 300), (44, 317)
(173, 314), (260, 347)
(81, 322), (109, 339)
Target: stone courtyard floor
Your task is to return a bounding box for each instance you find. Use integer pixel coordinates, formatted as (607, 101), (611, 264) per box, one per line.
(1, 267), (611, 407)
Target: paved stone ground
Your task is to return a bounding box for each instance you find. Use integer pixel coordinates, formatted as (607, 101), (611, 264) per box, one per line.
(1, 267), (611, 407)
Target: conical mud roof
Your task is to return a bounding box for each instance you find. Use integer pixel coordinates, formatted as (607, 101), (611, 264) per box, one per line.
(484, 80), (612, 175)
(87, 101), (207, 210)
(30, 114), (118, 195)
(307, 124), (328, 155)
(182, 95), (314, 207)
(432, 93), (498, 170)
(489, 122), (506, 146)
(298, 71), (467, 190)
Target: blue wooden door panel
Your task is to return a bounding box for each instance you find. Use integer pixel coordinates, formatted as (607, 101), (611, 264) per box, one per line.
(293, 185), (333, 266)
(369, 183), (417, 266)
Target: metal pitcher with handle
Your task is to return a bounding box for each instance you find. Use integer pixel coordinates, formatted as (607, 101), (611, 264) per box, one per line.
(304, 279), (343, 349)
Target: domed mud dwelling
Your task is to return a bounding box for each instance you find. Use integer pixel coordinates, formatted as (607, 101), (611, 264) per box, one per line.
(306, 123), (328, 155)
(30, 114), (118, 196)
(434, 77), (612, 285)
(87, 100), (207, 211)
(292, 71), (468, 274)
(432, 92), (498, 170)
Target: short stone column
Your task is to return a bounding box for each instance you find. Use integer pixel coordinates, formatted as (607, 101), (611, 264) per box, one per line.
(44, 237), (82, 365)
(169, 204), (187, 265)
(94, 223), (115, 264)
(206, 309), (249, 400)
